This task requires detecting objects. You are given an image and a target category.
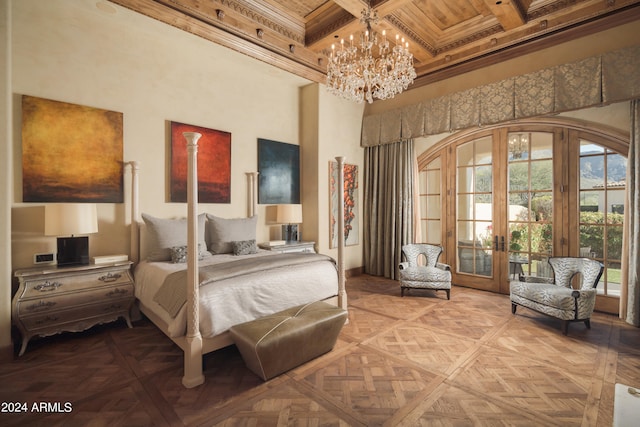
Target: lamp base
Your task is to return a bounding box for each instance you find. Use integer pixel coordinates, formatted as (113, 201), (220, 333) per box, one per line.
(282, 224), (299, 242)
(57, 236), (90, 266)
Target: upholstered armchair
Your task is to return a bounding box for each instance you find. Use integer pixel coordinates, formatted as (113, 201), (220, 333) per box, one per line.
(398, 244), (452, 299)
(510, 257), (604, 335)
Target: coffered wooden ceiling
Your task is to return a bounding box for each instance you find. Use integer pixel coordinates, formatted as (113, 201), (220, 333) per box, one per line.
(111, 0), (640, 92)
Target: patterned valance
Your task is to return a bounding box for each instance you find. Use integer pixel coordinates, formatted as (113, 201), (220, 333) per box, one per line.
(361, 45), (640, 147)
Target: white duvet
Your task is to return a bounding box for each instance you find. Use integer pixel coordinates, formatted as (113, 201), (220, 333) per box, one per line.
(134, 250), (339, 338)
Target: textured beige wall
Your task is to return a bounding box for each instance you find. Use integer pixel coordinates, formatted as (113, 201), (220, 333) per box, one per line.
(558, 101), (630, 132)
(300, 85), (365, 268)
(10, 0), (315, 269)
(300, 85), (321, 248)
(1, 0), (12, 358)
(317, 88), (365, 267)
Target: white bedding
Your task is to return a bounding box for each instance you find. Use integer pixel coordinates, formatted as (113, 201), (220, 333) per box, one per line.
(134, 250), (339, 338)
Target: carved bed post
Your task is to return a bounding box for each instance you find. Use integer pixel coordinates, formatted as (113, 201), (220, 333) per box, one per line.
(245, 172), (259, 217)
(182, 132), (204, 388)
(128, 161), (140, 264)
(335, 156), (347, 310)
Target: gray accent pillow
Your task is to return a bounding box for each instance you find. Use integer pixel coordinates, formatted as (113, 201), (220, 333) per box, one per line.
(206, 214), (257, 254)
(142, 213), (209, 261)
(170, 244), (206, 263)
(232, 239), (257, 256)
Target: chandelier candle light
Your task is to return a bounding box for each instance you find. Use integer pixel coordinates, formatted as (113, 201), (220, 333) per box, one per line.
(327, 4), (416, 103)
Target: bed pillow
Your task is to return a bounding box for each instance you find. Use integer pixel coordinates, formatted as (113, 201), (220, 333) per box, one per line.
(207, 214), (257, 254)
(142, 213), (209, 261)
(232, 239), (257, 256)
(170, 244), (207, 263)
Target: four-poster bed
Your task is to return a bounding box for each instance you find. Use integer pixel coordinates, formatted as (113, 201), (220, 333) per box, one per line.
(126, 135), (348, 388)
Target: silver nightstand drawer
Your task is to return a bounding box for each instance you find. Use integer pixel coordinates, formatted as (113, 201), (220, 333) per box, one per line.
(16, 283), (134, 316)
(20, 269), (132, 300)
(19, 299), (133, 331)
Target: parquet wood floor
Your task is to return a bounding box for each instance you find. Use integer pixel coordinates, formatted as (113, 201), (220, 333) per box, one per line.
(2, 275), (639, 426)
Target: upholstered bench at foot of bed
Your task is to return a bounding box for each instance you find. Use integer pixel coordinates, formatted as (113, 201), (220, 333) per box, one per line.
(229, 301), (347, 381)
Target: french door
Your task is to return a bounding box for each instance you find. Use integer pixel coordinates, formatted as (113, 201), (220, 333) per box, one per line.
(452, 133), (502, 292)
(418, 121), (627, 311)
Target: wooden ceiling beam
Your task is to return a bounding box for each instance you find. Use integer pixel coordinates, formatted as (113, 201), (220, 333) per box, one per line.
(305, 2), (357, 49)
(482, 0), (525, 30)
(331, 0), (367, 17)
(305, 0), (419, 56)
(374, 0), (420, 18)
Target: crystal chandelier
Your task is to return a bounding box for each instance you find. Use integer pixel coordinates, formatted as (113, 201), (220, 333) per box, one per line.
(326, 4), (417, 104)
(508, 133), (528, 159)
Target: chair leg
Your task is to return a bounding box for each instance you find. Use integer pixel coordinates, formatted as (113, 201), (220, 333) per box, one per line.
(401, 287), (405, 297)
(511, 303), (517, 314)
(562, 320), (569, 335)
(445, 289), (450, 300)
(584, 319), (591, 329)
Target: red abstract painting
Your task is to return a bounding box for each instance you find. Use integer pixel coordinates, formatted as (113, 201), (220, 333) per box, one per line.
(170, 121), (231, 203)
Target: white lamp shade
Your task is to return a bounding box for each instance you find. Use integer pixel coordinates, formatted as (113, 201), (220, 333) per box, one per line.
(276, 204), (302, 224)
(45, 203), (98, 236)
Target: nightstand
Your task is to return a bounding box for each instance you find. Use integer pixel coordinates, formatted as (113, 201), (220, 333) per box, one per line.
(12, 261), (134, 356)
(259, 241), (316, 253)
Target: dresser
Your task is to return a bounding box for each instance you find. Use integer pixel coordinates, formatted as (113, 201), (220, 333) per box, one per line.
(258, 241), (316, 253)
(12, 261), (134, 356)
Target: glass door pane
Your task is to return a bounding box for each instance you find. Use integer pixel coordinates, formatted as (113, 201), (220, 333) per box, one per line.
(456, 137), (493, 278)
(507, 132), (554, 279)
(419, 157), (442, 244)
(579, 141), (626, 296)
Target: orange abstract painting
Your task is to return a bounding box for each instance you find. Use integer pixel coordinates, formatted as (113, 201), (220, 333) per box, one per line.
(329, 161), (358, 248)
(170, 121), (231, 203)
(21, 95), (123, 202)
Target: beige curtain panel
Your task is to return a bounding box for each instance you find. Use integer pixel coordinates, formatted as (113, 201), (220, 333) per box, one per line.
(363, 140), (415, 280)
(362, 45), (640, 147)
(621, 99), (640, 327)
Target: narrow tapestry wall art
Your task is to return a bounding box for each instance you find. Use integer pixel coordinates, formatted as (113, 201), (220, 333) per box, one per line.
(21, 95), (124, 202)
(170, 121), (231, 203)
(257, 138), (300, 204)
(330, 161), (359, 248)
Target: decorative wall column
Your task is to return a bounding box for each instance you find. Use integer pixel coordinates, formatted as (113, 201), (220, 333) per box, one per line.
(245, 172), (259, 217)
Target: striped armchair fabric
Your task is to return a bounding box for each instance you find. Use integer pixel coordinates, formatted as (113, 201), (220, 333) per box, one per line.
(399, 244), (452, 300)
(510, 257), (604, 335)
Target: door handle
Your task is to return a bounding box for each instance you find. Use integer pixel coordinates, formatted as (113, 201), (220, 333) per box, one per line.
(494, 236), (499, 251)
(500, 236), (506, 252)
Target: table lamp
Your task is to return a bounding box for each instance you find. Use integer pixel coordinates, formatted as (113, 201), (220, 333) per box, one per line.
(276, 204), (302, 242)
(45, 203), (98, 266)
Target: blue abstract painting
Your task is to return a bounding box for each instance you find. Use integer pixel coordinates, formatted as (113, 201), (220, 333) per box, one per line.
(258, 139), (300, 204)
